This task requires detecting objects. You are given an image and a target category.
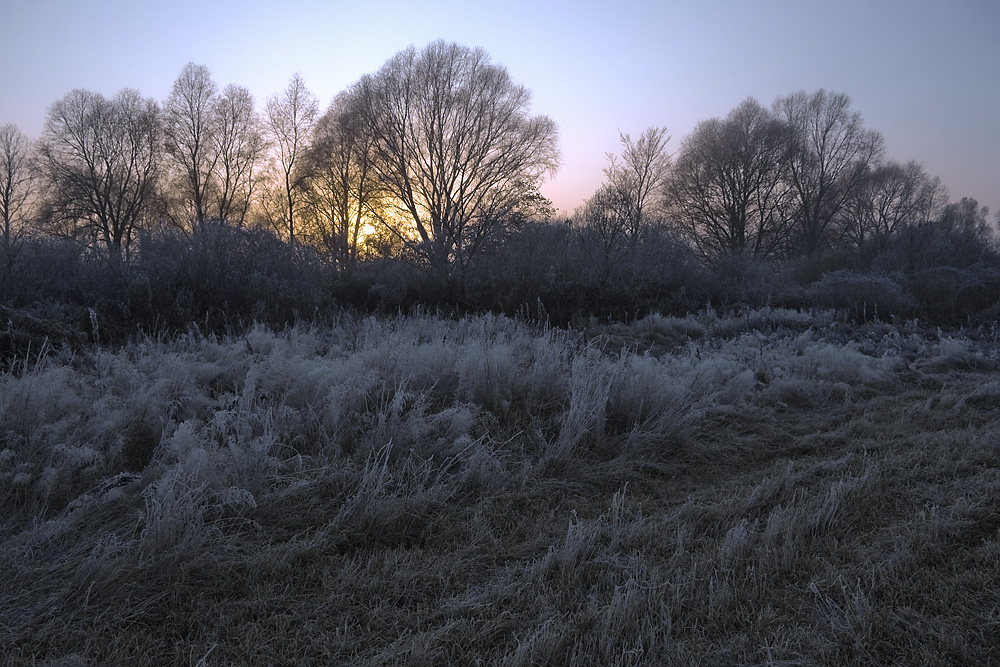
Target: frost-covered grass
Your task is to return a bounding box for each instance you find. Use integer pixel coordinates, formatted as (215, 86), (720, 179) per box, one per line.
(2, 308), (999, 665)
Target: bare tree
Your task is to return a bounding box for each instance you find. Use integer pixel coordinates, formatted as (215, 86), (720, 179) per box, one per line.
(579, 181), (641, 283)
(0, 124), (35, 287)
(912, 171), (949, 227)
(840, 160), (940, 248)
(264, 73), (318, 242)
(355, 40), (560, 295)
(938, 197), (992, 240)
(669, 97), (792, 265)
(773, 89), (884, 256)
(605, 126), (671, 228)
(212, 83), (266, 226)
(302, 91), (380, 270)
(163, 63), (219, 229)
(899, 196), (995, 270)
(38, 88), (161, 262)
(581, 126), (671, 280)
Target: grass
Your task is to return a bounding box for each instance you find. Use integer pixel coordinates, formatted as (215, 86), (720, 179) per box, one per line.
(2, 308), (999, 665)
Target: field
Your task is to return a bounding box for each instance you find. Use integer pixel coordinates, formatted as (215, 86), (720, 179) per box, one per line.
(2, 308), (999, 665)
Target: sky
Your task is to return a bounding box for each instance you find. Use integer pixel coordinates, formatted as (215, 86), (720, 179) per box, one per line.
(2, 0), (998, 219)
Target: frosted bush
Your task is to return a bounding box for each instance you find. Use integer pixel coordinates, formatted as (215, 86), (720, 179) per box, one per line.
(320, 365), (381, 454)
(608, 354), (698, 448)
(636, 312), (707, 339)
(393, 339), (461, 397)
(960, 379), (1000, 410)
(297, 359), (360, 413)
(11, 470), (33, 497)
(720, 518), (758, 567)
(225, 432), (280, 495)
(459, 437), (509, 495)
(511, 335), (572, 410)
(675, 354), (756, 405)
(791, 341), (891, 385)
(350, 379), (434, 457)
(163, 420), (204, 463)
(4, 308), (990, 540)
(1, 366), (85, 448)
(244, 324), (281, 356)
(764, 376), (823, 407)
(427, 406), (479, 447)
(32, 444), (106, 511)
(51, 443), (102, 470)
(708, 307), (824, 339)
(916, 336), (994, 372)
(217, 486), (257, 512)
(322, 442), (455, 548)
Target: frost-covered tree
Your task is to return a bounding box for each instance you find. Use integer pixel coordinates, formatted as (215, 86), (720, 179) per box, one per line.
(839, 160), (943, 248)
(604, 126), (671, 229)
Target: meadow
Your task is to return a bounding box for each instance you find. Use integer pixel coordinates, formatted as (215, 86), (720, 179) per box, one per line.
(2, 308), (999, 665)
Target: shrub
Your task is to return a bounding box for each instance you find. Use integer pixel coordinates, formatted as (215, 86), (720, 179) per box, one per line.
(134, 223), (333, 333)
(904, 264), (1000, 324)
(803, 271), (916, 321)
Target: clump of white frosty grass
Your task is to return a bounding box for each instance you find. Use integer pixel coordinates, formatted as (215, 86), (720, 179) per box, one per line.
(0, 309), (976, 537)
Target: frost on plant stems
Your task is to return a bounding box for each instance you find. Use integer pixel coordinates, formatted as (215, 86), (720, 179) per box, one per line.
(2, 308), (998, 664)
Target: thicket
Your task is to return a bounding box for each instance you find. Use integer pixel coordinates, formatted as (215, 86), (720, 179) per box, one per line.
(1, 207), (998, 369)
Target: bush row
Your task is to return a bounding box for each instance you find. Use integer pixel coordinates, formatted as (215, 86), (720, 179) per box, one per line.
(0, 219), (997, 364)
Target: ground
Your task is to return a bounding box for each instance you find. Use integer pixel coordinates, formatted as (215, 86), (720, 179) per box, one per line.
(2, 308), (998, 665)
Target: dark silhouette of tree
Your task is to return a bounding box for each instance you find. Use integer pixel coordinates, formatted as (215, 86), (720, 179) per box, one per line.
(163, 63), (218, 229)
(212, 83), (266, 226)
(773, 89), (884, 256)
(302, 91), (380, 271)
(935, 197), (994, 255)
(669, 97), (792, 265)
(0, 124), (35, 289)
(38, 88), (161, 263)
(839, 160), (943, 249)
(354, 40), (559, 296)
(264, 73), (318, 243)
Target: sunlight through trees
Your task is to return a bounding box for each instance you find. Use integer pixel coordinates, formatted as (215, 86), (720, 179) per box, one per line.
(0, 43), (996, 327)
(353, 40), (560, 296)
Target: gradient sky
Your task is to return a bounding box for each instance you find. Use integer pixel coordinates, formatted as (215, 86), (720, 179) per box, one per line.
(3, 0), (998, 218)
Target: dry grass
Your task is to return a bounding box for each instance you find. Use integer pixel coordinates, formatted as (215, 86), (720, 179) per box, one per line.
(2, 309), (998, 665)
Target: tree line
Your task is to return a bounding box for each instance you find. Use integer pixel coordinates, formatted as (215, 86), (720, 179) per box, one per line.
(1, 40), (998, 345)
